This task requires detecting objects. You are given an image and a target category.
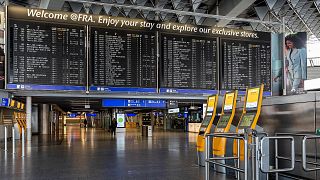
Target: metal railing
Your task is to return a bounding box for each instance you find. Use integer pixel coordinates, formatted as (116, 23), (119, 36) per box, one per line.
(205, 133), (248, 180)
(205, 130), (297, 180)
(274, 133), (320, 178)
(260, 136), (295, 173)
(1, 125), (25, 157)
(302, 135), (320, 172)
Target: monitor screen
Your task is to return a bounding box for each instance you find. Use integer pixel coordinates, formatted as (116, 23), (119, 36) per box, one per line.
(217, 115), (231, 128)
(239, 114), (255, 127)
(201, 115), (212, 127)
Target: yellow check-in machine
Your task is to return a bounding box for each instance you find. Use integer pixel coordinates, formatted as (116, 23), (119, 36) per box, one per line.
(197, 95), (218, 166)
(213, 91), (238, 174)
(233, 84), (264, 179)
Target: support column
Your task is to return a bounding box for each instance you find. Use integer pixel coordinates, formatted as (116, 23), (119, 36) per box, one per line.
(26, 96), (32, 141)
(40, 104), (49, 134)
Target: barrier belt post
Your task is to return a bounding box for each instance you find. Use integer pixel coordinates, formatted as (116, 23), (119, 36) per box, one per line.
(22, 128), (25, 157)
(12, 126), (15, 154)
(4, 126), (7, 151)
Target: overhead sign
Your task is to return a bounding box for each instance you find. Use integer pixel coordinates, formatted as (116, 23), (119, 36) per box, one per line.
(8, 6), (264, 39)
(1, 98), (9, 107)
(102, 99), (166, 108)
(168, 108), (180, 114)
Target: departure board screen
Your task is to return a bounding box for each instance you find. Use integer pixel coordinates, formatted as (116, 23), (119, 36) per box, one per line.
(91, 27), (157, 88)
(222, 39), (271, 91)
(8, 20), (86, 89)
(160, 33), (217, 90)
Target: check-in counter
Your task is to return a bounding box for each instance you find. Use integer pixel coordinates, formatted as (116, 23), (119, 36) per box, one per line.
(188, 122), (201, 133)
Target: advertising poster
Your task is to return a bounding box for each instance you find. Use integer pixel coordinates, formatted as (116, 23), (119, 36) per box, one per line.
(283, 32), (307, 95)
(116, 114), (125, 128)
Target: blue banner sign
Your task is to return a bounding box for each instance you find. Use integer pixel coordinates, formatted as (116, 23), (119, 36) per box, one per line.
(7, 84), (86, 91)
(102, 99), (166, 108)
(1, 98), (9, 107)
(159, 88), (217, 94)
(90, 86), (157, 93)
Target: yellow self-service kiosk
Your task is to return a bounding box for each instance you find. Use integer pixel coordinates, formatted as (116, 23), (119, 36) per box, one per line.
(233, 84), (264, 160)
(212, 91), (238, 173)
(213, 91), (238, 154)
(233, 85), (264, 179)
(197, 95), (218, 166)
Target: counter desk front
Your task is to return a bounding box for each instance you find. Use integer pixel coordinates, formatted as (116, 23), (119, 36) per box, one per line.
(188, 123), (201, 133)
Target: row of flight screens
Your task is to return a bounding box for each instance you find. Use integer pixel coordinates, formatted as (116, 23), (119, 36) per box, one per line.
(7, 19), (271, 92)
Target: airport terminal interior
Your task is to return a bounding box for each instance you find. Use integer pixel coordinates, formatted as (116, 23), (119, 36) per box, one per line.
(1, 0), (320, 179)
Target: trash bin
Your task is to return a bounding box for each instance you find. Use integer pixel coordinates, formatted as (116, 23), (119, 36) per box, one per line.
(147, 125), (152, 137)
(142, 125), (152, 136)
(142, 125), (147, 136)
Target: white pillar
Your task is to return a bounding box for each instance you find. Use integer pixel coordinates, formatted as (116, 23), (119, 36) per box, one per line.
(40, 104), (49, 134)
(26, 96), (32, 141)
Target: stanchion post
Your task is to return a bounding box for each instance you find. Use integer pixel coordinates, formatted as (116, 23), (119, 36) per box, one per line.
(4, 126), (7, 151)
(237, 139), (240, 179)
(255, 137), (260, 180)
(22, 128), (25, 157)
(205, 135), (210, 180)
(12, 126), (15, 154)
(275, 139), (278, 180)
(244, 139), (248, 180)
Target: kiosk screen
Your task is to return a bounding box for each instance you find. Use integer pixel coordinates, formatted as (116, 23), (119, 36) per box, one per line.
(217, 115), (231, 128)
(201, 115), (212, 127)
(239, 114), (255, 127)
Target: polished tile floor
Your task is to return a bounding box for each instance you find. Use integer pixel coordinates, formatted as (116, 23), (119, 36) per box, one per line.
(0, 126), (234, 180)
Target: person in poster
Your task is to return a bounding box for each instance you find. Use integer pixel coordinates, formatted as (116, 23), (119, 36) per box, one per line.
(284, 33), (307, 94)
(274, 32), (307, 95)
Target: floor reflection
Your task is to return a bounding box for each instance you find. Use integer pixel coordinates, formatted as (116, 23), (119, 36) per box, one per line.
(0, 126), (232, 180)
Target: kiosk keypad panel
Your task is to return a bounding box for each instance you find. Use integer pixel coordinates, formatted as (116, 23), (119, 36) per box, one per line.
(216, 115), (231, 128)
(238, 113), (255, 128)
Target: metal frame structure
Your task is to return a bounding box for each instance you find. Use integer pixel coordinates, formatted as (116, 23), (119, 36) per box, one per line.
(66, 0), (281, 26)
(205, 130), (297, 180)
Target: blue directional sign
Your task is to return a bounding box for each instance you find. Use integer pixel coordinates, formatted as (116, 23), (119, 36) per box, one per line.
(1, 98), (9, 107)
(102, 99), (166, 108)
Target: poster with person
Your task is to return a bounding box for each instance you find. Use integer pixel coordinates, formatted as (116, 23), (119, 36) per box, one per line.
(283, 32), (307, 95)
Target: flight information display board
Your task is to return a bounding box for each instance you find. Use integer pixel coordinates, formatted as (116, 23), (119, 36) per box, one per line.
(90, 27), (157, 92)
(7, 20), (86, 90)
(160, 33), (217, 92)
(221, 39), (271, 91)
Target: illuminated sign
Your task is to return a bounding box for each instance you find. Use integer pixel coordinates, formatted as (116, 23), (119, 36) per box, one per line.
(224, 92), (235, 111)
(246, 88), (260, 109)
(1, 98), (9, 107)
(102, 99), (166, 108)
(117, 114), (125, 128)
(168, 108), (180, 114)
